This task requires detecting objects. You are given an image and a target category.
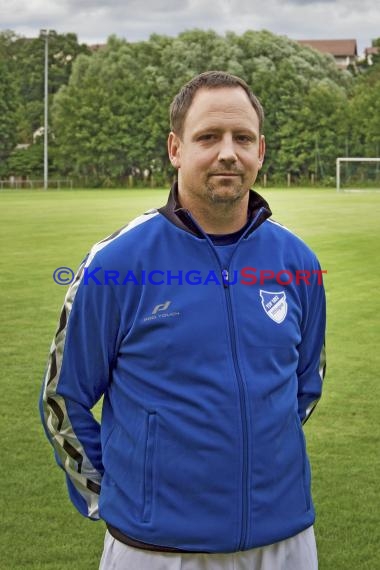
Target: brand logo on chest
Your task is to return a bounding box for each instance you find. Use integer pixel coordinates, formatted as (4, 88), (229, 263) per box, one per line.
(143, 300), (181, 322)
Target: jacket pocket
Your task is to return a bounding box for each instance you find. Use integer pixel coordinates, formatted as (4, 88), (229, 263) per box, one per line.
(142, 412), (157, 522)
(295, 416), (311, 511)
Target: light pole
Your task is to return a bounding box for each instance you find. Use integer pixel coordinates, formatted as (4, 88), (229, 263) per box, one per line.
(41, 29), (49, 190)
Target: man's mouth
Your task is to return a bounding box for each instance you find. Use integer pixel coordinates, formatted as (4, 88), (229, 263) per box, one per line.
(209, 172), (241, 177)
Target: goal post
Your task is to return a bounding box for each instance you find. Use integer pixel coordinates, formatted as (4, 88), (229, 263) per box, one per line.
(336, 157), (380, 192)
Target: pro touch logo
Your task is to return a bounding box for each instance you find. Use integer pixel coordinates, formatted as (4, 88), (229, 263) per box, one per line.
(152, 301), (171, 315)
(143, 300), (180, 322)
(260, 290), (287, 324)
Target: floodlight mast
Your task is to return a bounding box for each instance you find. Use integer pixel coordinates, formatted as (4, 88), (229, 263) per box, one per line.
(41, 29), (50, 190)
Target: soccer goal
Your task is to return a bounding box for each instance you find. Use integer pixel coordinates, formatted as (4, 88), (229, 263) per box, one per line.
(336, 157), (380, 192)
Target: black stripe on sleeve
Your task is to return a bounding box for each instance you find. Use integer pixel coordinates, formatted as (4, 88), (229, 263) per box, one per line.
(47, 396), (64, 431)
(56, 307), (67, 336)
(47, 351), (57, 385)
(87, 479), (101, 494)
(63, 439), (83, 473)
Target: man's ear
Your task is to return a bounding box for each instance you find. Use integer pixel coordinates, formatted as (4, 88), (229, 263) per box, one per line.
(258, 135), (266, 169)
(168, 132), (181, 169)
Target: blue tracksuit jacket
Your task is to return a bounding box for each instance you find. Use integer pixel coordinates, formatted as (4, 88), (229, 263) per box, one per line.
(40, 185), (326, 553)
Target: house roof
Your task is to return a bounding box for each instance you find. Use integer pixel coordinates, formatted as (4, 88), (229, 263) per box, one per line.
(365, 46), (379, 56)
(297, 39), (358, 57)
(89, 43), (106, 52)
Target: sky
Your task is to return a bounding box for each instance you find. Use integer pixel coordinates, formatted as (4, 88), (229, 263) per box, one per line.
(1, 0), (379, 55)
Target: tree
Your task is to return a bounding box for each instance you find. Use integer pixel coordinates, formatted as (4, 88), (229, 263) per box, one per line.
(51, 29), (353, 186)
(13, 31), (91, 142)
(6, 142), (44, 179)
(0, 30), (92, 179)
(234, 31), (352, 182)
(0, 32), (20, 176)
(348, 75), (380, 158)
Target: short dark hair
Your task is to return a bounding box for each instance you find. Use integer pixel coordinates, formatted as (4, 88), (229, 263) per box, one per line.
(170, 70), (264, 138)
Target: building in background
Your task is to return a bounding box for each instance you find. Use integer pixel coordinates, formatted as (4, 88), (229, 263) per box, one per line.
(364, 45), (379, 65)
(297, 39), (358, 69)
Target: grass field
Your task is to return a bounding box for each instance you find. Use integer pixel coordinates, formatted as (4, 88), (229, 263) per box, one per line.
(0, 187), (379, 569)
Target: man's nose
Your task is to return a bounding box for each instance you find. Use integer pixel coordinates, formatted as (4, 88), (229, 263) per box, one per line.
(217, 134), (237, 163)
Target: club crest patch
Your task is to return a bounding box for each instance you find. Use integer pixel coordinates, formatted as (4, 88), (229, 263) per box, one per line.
(259, 290), (287, 324)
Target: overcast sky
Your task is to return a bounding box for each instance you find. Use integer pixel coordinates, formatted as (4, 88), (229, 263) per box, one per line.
(1, 0), (379, 54)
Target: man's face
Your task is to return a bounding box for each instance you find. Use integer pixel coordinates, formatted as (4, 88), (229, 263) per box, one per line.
(168, 87), (265, 208)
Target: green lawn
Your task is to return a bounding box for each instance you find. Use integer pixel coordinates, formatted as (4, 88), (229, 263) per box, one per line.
(0, 188), (379, 569)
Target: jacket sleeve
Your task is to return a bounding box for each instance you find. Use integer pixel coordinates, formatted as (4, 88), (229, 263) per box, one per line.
(296, 257), (326, 424)
(39, 252), (123, 519)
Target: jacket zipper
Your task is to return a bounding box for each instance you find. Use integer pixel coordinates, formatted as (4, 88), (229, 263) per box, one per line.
(180, 210), (266, 550)
(222, 268), (249, 550)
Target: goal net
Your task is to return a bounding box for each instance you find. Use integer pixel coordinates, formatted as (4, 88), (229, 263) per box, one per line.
(336, 158), (380, 192)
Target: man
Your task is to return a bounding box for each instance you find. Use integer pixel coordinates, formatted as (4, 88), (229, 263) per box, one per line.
(40, 71), (326, 569)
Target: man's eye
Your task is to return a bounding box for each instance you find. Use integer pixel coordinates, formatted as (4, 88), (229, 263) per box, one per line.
(198, 134), (215, 141)
(236, 135), (253, 143)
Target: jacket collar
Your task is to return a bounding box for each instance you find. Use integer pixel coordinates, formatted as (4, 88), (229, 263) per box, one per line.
(158, 182), (272, 238)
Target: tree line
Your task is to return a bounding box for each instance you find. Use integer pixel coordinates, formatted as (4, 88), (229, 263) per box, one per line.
(0, 29), (379, 187)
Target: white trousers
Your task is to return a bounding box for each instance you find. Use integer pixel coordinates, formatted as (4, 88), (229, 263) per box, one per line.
(99, 526), (318, 570)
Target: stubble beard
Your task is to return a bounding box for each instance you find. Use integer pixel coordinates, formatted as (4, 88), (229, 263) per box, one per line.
(205, 177), (247, 205)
